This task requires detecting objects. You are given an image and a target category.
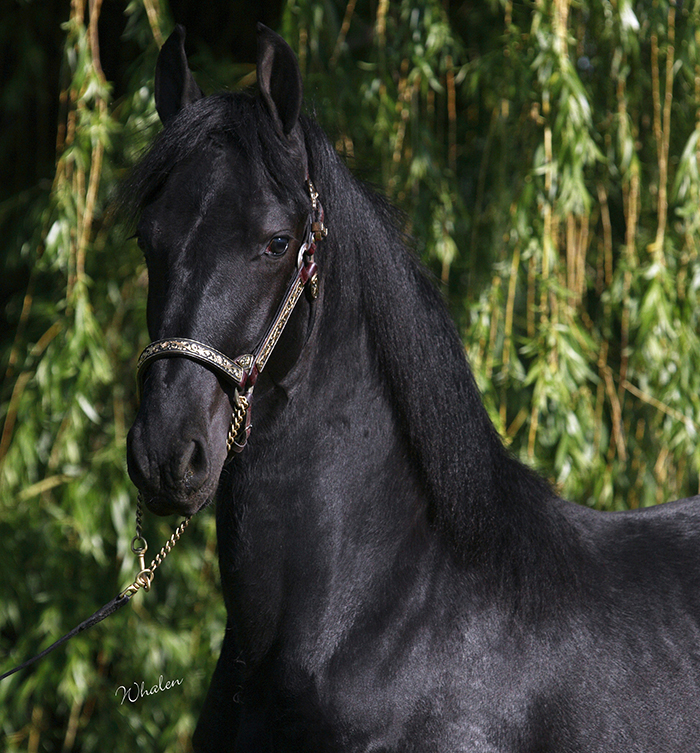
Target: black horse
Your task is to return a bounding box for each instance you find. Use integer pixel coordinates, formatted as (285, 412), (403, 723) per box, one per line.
(125, 25), (700, 752)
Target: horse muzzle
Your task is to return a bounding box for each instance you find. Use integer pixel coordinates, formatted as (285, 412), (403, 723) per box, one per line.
(126, 358), (232, 517)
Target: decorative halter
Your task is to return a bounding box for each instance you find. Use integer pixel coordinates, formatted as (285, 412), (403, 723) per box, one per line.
(135, 179), (327, 456)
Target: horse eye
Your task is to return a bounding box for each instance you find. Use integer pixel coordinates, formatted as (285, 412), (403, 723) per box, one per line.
(265, 237), (290, 258)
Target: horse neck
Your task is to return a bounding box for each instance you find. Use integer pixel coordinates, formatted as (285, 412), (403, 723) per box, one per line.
(311, 155), (511, 553)
(218, 270), (437, 666)
(303, 153), (572, 587)
(224, 143), (506, 569)
(218, 135), (572, 664)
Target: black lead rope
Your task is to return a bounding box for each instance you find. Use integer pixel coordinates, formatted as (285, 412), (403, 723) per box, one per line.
(0, 592), (132, 681)
(1, 498), (190, 683)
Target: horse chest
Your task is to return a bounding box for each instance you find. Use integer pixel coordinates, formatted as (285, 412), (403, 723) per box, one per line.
(226, 601), (700, 753)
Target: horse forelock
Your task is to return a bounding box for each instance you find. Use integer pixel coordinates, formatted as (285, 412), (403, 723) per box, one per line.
(120, 92), (309, 228)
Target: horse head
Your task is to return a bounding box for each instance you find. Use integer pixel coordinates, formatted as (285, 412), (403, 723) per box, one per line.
(126, 25), (319, 517)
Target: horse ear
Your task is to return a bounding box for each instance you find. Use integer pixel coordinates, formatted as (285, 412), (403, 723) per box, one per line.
(256, 24), (303, 137)
(155, 25), (204, 125)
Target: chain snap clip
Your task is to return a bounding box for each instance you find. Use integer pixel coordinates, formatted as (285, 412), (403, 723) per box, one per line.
(120, 495), (190, 598)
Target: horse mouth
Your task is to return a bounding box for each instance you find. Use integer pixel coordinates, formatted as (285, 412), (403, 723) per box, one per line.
(141, 492), (210, 518)
(126, 408), (229, 519)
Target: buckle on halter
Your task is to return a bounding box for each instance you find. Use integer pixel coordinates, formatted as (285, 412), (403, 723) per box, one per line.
(306, 178), (327, 243)
(311, 220), (327, 242)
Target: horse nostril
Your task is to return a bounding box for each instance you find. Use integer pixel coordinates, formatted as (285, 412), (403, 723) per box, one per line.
(190, 439), (207, 473)
(180, 438), (208, 490)
(126, 423), (151, 489)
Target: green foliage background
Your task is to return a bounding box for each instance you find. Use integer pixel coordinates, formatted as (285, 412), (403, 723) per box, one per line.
(1, 0), (699, 749)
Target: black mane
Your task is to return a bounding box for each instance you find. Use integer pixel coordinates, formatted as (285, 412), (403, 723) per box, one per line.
(299, 114), (570, 579)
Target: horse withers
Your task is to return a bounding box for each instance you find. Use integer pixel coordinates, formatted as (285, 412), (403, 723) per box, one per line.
(124, 24), (700, 753)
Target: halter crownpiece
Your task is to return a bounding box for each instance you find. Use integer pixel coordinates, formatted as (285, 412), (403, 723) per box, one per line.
(135, 179), (327, 455)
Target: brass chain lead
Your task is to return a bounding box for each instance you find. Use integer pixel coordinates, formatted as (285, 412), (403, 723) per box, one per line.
(121, 494), (191, 598)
